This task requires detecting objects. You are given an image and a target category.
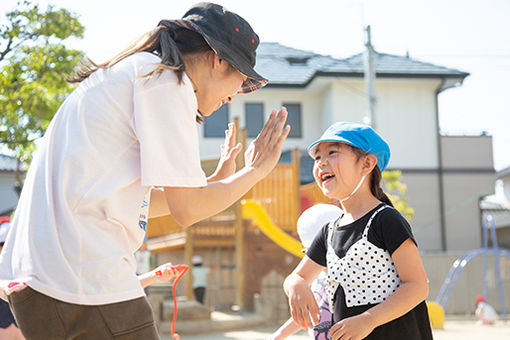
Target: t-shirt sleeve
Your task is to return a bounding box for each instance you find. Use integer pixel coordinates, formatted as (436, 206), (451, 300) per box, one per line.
(370, 208), (416, 255)
(133, 70), (206, 188)
(306, 224), (328, 267)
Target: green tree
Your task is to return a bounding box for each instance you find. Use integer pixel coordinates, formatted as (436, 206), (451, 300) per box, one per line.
(383, 170), (414, 220)
(0, 0), (85, 186)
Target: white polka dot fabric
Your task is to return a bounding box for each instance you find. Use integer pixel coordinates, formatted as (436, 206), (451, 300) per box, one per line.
(325, 205), (400, 310)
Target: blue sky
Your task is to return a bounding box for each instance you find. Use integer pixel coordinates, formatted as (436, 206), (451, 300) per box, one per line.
(2, 0), (509, 170)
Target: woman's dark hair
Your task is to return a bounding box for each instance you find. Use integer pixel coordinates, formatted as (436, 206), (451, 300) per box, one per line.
(69, 21), (212, 122)
(349, 145), (394, 207)
(70, 21), (211, 83)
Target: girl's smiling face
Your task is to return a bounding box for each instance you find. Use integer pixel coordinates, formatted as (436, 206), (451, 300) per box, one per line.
(312, 142), (364, 199)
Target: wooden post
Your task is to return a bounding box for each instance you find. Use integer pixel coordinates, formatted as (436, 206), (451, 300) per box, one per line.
(234, 116), (247, 170)
(233, 116), (247, 308)
(292, 148), (301, 224)
(185, 227), (194, 300)
(234, 201), (246, 309)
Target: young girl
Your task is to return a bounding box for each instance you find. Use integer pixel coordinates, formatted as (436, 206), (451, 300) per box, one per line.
(284, 122), (433, 340)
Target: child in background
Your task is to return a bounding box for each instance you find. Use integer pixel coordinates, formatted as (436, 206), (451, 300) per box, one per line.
(0, 218), (25, 340)
(475, 295), (498, 325)
(191, 255), (214, 304)
(284, 122), (433, 340)
(271, 203), (342, 340)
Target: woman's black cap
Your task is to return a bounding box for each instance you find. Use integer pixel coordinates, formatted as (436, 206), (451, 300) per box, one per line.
(173, 2), (268, 93)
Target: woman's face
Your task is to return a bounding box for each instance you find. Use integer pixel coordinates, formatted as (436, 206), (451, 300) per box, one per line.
(312, 142), (364, 199)
(194, 56), (247, 116)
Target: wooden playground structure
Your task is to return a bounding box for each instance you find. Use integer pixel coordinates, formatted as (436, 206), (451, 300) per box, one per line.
(146, 120), (329, 310)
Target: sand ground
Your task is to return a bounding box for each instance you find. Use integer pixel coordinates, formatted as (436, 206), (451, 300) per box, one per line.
(171, 319), (510, 340)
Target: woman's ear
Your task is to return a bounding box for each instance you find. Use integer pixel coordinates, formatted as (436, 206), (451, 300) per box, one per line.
(209, 51), (221, 69)
(361, 154), (378, 175)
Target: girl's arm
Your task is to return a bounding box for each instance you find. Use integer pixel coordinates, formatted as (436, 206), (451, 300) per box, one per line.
(283, 255), (324, 330)
(269, 317), (302, 340)
(329, 238), (429, 340)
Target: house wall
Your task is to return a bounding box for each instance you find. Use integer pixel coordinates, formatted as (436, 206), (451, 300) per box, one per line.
(442, 136), (494, 169)
(399, 171), (443, 251)
(501, 176), (510, 204)
(376, 79), (440, 169)
(320, 78), (441, 169)
(442, 173), (494, 250)
(441, 136), (496, 251)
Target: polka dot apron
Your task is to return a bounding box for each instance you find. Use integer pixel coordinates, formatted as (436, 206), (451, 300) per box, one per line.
(325, 205), (400, 310)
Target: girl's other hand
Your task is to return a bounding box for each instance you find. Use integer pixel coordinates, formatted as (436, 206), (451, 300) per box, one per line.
(287, 279), (320, 330)
(329, 313), (375, 340)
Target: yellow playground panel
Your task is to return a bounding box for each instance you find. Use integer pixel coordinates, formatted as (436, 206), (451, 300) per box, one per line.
(426, 301), (445, 329)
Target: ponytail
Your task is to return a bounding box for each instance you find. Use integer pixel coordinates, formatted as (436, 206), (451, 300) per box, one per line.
(369, 166), (394, 207)
(349, 145), (394, 207)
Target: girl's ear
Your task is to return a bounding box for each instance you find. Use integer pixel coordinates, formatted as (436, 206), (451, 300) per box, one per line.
(361, 154), (378, 175)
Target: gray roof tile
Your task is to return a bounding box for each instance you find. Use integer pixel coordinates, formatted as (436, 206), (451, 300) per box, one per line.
(255, 42), (469, 86)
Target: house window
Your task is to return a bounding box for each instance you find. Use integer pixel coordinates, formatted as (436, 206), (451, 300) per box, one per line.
(204, 104), (229, 138)
(283, 103), (302, 138)
(245, 103), (264, 137)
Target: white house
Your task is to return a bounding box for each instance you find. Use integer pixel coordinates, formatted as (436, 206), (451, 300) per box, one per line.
(0, 154), (21, 216)
(197, 42), (495, 253)
(482, 166), (510, 248)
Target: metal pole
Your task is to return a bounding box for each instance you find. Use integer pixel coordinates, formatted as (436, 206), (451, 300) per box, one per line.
(364, 25), (377, 130)
(488, 215), (507, 320)
(483, 216), (489, 300)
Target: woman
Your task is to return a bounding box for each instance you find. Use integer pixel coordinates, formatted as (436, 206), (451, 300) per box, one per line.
(0, 3), (290, 339)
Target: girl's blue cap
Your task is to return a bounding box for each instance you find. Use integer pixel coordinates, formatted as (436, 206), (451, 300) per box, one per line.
(307, 122), (391, 172)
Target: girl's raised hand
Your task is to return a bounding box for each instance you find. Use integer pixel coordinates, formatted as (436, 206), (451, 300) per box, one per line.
(244, 108), (290, 178)
(329, 313), (375, 340)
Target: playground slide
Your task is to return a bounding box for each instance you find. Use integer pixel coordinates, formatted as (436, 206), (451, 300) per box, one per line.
(241, 199), (304, 258)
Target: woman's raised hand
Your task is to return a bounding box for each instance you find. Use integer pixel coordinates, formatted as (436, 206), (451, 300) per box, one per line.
(244, 108), (290, 178)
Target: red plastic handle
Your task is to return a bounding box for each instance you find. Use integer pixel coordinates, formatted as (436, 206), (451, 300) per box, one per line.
(155, 264), (189, 277)
(154, 264), (189, 340)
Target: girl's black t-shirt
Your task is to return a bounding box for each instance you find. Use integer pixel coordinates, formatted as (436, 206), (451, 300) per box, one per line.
(307, 204), (433, 340)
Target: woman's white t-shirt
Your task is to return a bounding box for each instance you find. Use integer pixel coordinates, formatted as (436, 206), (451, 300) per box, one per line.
(0, 52), (207, 305)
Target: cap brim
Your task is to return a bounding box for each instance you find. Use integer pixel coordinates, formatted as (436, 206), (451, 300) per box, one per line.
(201, 37), (268, 93)
(307, 138), (356, 157)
